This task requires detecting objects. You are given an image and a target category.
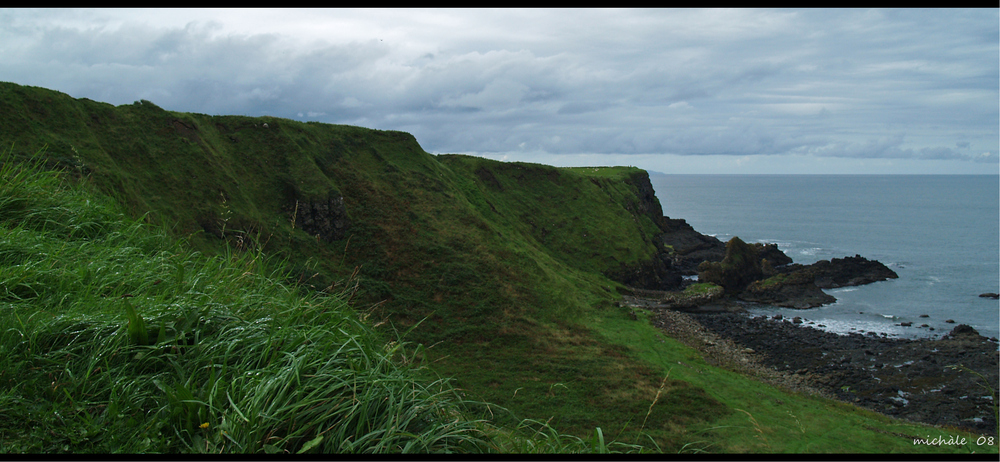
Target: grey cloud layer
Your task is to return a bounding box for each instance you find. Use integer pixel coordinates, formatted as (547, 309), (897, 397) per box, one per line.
(2, 8), (996, 164)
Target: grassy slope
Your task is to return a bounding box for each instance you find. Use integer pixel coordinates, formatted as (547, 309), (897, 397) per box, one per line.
(0, 152), (498, 454)
(0, 81), (991, 454)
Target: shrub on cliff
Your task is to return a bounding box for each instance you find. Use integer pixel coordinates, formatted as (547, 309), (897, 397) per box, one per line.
(696, 237), (763, 294)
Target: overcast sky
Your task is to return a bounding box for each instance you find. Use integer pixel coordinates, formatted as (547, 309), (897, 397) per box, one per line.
(2, 8), (997, 174)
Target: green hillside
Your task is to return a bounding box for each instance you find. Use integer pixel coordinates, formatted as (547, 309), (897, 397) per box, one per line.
(0, 81), (989, 454)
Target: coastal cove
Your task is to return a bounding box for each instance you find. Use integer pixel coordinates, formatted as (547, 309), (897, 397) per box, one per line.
(650, 173), (1000, 340)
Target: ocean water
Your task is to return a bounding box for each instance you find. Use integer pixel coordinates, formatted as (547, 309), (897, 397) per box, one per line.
(650, 174), (1000, 340)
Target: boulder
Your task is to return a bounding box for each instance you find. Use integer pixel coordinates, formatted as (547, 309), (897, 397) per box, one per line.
(947, 324), (980, 337)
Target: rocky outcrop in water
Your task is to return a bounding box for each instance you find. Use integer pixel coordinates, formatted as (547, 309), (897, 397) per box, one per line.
(680, 237), (897, 309)
(697, 237), (767, 294)
(740, 255), (898, 309)
(782, 255), (899, 289)
(741, 270), (837, 309)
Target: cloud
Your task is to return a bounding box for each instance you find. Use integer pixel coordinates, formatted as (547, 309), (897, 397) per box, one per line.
(803, 135), (999, 163)
(0, 8), (996, 172)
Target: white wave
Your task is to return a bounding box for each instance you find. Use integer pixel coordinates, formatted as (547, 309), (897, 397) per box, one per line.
(797, 247), (823, 256)
(829, 287), (858, 294)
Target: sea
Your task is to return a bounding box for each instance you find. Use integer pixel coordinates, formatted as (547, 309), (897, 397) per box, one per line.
(649, 174), (1000, 341)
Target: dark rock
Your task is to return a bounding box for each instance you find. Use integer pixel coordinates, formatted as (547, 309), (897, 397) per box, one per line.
(294, 192), (350, 242)
(900, 322), (912, 327)
(755, 242), (793, 268)
(979, 293), (999, 299)
(606, 256), (683, 291)
(789, 254), (899, 289)
(659, 218), (725, 273)
(948, 324), (979, 337)
(683, 311), (999, 436)
(945, 319), (956, 324)
(652, 231), (901, 312)
(919, 314), (929, 318)
(792, 316), (803, 324)
(740, 270), (836, 309)
(697, 237), (763, 294)
(734, 253), (894, 310)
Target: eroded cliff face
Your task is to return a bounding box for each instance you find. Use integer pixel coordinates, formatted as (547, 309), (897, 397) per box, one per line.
(603, 171), (685, 290)
(625, 171), (669, 231)
(605, 252), (684, 291)
(659, 218), (726, 274)
(293, 193), (350, 242)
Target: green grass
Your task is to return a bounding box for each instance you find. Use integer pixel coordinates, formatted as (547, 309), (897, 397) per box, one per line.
(589, 307), (992, 454)
(683, 282), (723, 295)
(1, 81), (996, 455)
(0, 149), (507, 454)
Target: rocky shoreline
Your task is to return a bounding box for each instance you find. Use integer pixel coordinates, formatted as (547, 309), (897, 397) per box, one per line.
(632, 219), (998, 436)
(647, 306), (999, 436)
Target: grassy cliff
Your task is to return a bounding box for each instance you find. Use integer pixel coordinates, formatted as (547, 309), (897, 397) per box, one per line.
(1, 81), (990, 454)
(0, 81), (684, 439)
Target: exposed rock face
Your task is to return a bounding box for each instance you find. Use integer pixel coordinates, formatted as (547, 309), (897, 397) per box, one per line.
(606, 254), (683, 291)
(659, 217), (726, 273)
(697, 237), (765, 294)
(294, 192), (350, 242)
(604, 172), (687, 291)
(624, 176), (890, 303)
(626, 171), (670, 231)
(756, 243), (793, 267)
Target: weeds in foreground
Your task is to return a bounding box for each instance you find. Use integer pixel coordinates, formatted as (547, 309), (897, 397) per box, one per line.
(636, 371), (671, 444)
(735, 409), (770, 451)
(0, 148), (489, 453)
(0, 147), (652, 454)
